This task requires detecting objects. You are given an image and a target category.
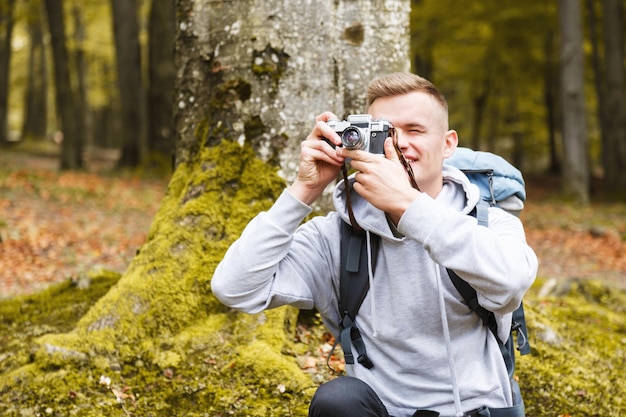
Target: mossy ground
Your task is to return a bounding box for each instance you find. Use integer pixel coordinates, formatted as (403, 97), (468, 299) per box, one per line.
(3, 272), (626, 416)
(518, 279), (626, 416)
(0, 273), (312, 416)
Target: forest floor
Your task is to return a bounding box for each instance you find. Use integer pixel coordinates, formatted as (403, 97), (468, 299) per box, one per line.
(1, 144), (625, 299)
(0, 145), (167, 298)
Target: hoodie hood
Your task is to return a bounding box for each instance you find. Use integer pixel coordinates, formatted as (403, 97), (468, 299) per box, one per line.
(332, 164), (482, 237)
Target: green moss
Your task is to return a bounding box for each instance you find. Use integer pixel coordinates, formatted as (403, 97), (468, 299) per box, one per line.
(0, 272), (121, 372)
(518, 279), (626, 416)
(0, 271), (123, 415)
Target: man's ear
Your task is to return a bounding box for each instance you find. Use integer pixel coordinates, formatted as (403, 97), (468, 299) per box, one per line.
(443, 130), (459, 159)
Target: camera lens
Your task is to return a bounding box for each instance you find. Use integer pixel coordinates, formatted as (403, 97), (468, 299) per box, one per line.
(341, 127), (364, 149)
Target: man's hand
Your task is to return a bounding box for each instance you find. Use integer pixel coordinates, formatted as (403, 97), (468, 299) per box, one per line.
(289, 112), (346, 205)
(339, 137), (421, 225)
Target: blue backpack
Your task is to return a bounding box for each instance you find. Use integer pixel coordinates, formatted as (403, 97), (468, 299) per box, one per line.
(332, 147), (531, 415)
(445, 147), (526, 216)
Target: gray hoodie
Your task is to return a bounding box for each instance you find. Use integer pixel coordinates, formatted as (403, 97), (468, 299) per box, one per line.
(211, 165), (538, 417)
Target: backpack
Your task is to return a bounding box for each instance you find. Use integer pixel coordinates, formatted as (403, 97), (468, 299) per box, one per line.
(332, 147), (531, 409)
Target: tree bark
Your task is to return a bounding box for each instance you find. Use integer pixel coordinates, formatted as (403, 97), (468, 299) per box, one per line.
(148, 0), (176, 165)
(91, 61), (118, 149)
(586, 0), (606, 173)
(44, 0), (82, 169)
(601, 0), (626, 197)
(21, 2), (48, 142)
(111, 0), (147, 168)
(558, 0), (590, 203)
(543, 30), (560, 174)
(72, 5), (87, 163)
(174, 0), (410, 184)
(470, 85), (489, 150)
(0, 0), (15, 144)
(1, 0), (411, 414)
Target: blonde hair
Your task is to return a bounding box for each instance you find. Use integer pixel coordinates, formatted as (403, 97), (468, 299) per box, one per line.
(366, 72), (448, 116)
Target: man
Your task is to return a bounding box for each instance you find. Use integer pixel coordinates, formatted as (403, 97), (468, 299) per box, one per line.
(212, 72), (538, 417)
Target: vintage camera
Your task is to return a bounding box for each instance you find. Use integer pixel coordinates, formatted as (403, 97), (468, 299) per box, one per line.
(327, 114), (393, 154)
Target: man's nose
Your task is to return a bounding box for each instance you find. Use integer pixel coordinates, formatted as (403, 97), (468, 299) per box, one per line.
(394, 130), (410, 150)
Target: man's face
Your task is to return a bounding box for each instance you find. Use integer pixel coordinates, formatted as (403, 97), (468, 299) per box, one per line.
(368, 91), (457, 195)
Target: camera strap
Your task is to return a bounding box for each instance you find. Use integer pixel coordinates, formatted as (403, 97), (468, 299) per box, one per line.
(391, 127), (420, 191)
(342, 162), (362, 231)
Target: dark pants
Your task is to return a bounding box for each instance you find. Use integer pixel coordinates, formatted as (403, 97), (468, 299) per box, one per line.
(308, 376), (390, 417)
(308, 377), (495, 417)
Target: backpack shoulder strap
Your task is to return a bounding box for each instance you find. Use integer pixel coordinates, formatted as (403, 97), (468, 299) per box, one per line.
(447, 269), (503, 340)
(338, 221), (372, 319)
(328, 221), (379, 371)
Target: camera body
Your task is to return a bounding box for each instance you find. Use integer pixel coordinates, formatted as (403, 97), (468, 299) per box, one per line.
(327, 114), (392, 154)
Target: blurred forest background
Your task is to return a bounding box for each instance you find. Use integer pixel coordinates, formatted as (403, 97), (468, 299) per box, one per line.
(1, 1), (626, 416)
(0, 0), (175, 171)
(0, 0), (625, 202)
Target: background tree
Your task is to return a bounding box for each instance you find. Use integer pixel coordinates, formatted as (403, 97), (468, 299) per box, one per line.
(0, 0), (16, 145)
(71, 4), (87, 161)
(587, 0), (606, 176)
(543, 29), (561, 174)
(558, 0), (590, 204)
(20, 0), (48, 142)
(601, 0), (626, 197)
(111, 0), (146, 168)
(91, 62), (117, 149)
(147, 0), (176, 165)
(44, 0), (82, 169)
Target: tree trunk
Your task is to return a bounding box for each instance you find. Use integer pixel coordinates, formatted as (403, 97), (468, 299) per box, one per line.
(91, 61), (118, 149)
(0, 0), (15, 145)
(44, 0), (82, 169)
(174, 0), (410, 183)
(1, 0), (410, 414)
(558, 0), (590, 203)
(72, 5), (88, 161)
(469, 46), (495, 152)
(147, 0), (176, 166)
(544, 30), (560, 174)
(470, 88), (488, 150)
(601, 0), (626, 198)
(586, 0), (606, 174)
(111, 0), (147, 168)
(21, 3), (48, 142)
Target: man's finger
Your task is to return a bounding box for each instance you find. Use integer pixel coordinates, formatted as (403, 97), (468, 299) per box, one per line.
(338, 147), (368, 162)
(384, 137), (399, 161)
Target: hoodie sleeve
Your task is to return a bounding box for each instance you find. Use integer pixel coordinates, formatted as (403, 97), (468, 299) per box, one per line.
(211, 189), (341, 319)
(397, 193), (538, 314)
